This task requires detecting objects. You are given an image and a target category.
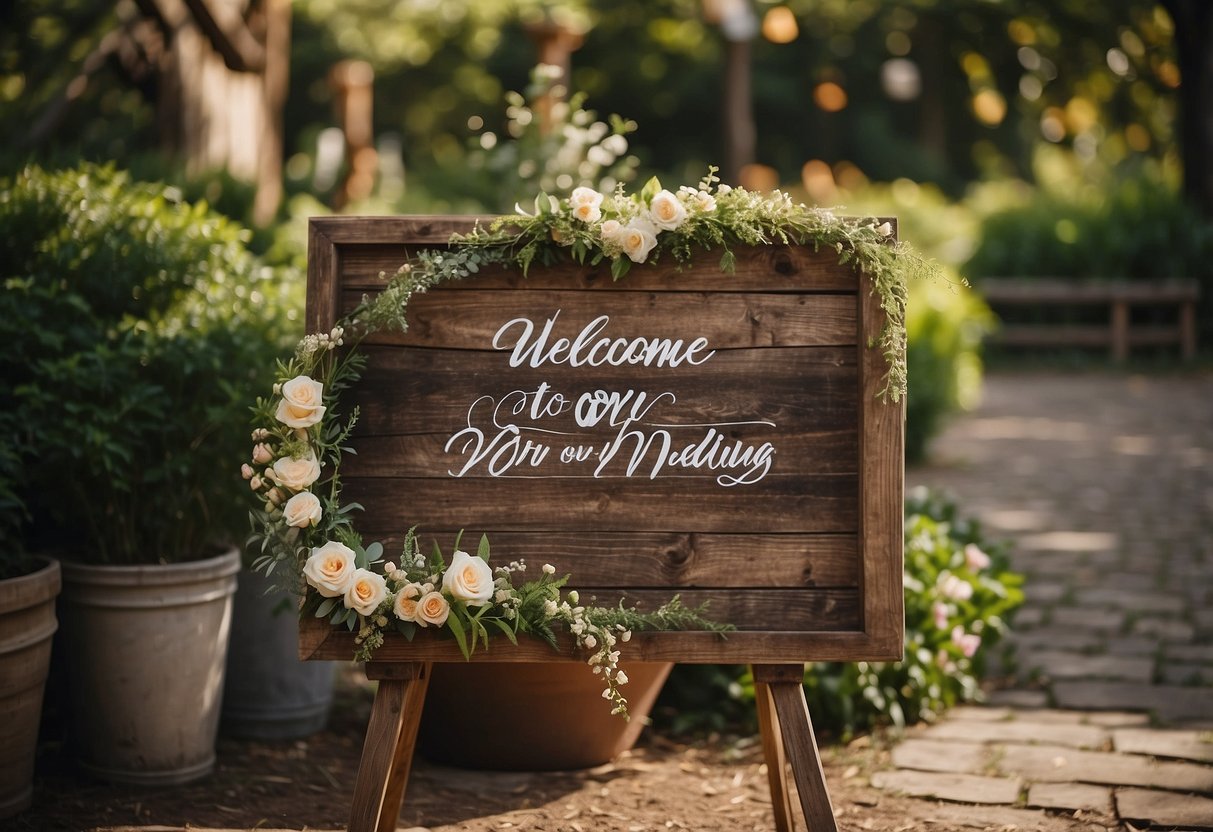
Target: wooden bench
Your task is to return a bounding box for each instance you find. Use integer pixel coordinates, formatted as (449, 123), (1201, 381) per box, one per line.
(980, 278), (1200, 361)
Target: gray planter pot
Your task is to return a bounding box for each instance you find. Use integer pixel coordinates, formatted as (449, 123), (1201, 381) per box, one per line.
(221, 568), (334, 740)
(58, 548), (240, 785)
(0, 558), (60, 818)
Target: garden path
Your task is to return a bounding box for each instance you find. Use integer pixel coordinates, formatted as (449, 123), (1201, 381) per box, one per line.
(892, 369), (1213, 827)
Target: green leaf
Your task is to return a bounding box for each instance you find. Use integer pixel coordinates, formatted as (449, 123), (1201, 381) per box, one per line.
(453, 529), (465, 552)
(446, 609), (470, 659)
(477, 533), (490, 561)
(489, 617), (518, 645)
(640, 176), (662, 203)
(610, 256), (630, 281)
(315, 598), (337, 618)
(365, 541), (383, 562)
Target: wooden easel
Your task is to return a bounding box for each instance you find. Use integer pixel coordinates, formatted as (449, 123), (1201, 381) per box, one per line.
(348, 661), (837, 832)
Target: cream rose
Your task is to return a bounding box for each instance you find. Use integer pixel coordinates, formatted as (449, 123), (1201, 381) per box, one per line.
(600, 219), (623, 243)
(415, 591), (450, 627)
(303, 541), (357, 598)
(282, 491), (322, 528)
(569, 187), (604, 223)
(442, 550), (494, 605)
(344, 568), (388, 616)
(394, 593), (418, 622)
(271, 452), (321, 491)
(619, 219), (658, 264)
(649, 189), (687, 230)
(275, 375), (326, 428)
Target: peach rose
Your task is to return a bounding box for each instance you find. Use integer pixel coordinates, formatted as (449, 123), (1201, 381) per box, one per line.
(648, 189), (687, 231)
(275, 375), (326, 428)
(344, 568), (388, 616)
(415, 591), (450, 627)
(282, 491), (322, 528)
(441, 550), (494, 605)
(303, 541), (357, 598)
(271, 452), (321, 491)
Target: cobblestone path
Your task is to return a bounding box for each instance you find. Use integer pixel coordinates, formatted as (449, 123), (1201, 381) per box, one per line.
(893, 370), (1213, 828)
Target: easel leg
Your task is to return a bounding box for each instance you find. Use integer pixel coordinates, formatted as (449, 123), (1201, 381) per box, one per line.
(755, 680), (796, 832)
(753, 665), (838, 832)
(349, 663), (431, 832)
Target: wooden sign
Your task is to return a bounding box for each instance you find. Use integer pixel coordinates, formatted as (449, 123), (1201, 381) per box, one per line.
(303, 215), (905, 832)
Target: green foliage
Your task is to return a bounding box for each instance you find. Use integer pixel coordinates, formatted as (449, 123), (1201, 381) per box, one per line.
(0, 164), (300, 566)
(905, 276), (995, 462)
(965, 175), (1213, 342)
(656, 489), (1023, 738)
(967, 176), (1213, 283)
(800, 487), (1022, 738)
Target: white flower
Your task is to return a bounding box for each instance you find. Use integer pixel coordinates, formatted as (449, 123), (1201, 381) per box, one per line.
(543, 599), (559, 617)
(649, 189), (687, 230)
(583, 634), (597, 649)
(876, 221), (893, 237)
(600, 219), (623, 244)
(567, 590), (579, 605)
(964, 543), (991, 571)
(618, 220), (658, 264)
(542, 563), (556, 575)
(615, 671), (629, 685)
(275, 375), (326, 428)
(303, 541), (357, 598)
(442, 550), (494, 605)
(932, 601), (950, 630)
(394, 591), (418, 622)
(272, 452), (321, 491)
(416, 591), (450, 627)
(569, 187), (604, 223)
(344, 568), (387, 616)
(938, 573), (974, 602)
(282, 491), (322, 528)
(679, 186), (716, 212)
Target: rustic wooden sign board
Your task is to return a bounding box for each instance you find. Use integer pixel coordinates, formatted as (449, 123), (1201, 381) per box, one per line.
(303, 216), (904, 832)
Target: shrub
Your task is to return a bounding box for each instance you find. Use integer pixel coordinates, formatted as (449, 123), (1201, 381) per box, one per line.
(0, 164), (300, 568)
(905, 276), (994, 462)
(655, 489), (1023, 738)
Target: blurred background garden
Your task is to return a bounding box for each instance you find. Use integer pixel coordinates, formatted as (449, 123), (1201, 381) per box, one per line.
(1, 1), (1212, 822)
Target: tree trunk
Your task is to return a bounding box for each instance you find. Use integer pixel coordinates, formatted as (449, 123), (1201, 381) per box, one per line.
(1162, 0), (1213, 217)
(156, 0), (287, 225)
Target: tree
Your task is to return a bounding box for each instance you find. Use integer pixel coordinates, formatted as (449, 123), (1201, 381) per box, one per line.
(1161, 0), (1213, 215)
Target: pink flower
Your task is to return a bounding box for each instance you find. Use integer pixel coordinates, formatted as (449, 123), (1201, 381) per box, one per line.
(932, 601), (950, 630)
(951, 625), (982, 658)
(964, 543), (991, 571)
(938, 573), (974, 602)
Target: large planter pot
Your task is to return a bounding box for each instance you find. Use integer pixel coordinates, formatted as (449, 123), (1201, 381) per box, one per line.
(418, 661), (673, 771)
(0, 558), (60, 819)
(58, 548), (240, 785)
(221, 568), (335, 740)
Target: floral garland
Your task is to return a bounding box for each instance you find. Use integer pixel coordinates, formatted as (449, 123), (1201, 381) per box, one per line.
(244, 169), (925, 717)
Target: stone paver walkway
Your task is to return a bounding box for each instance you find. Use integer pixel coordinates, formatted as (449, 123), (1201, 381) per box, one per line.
(887, 371), (1213, 828)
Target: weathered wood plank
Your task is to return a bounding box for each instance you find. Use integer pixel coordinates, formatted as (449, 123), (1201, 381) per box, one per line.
(349, 346), (859, 438)
(337, 242), (859, 293)
(342, 429), (857, 477)
(359, 531), (859, 589)
(345, 474), (858, 533)
(857, 267), (905, 657)
(300, 618), (897, 664)
(343, 290), (859, 350)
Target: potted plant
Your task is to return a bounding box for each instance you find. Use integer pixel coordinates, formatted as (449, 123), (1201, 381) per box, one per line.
(0, 164), (298, 785)
(0, 430), (60, 817)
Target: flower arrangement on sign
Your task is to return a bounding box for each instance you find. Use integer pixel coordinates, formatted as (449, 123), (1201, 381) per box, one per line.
(245, 169), (929, 717)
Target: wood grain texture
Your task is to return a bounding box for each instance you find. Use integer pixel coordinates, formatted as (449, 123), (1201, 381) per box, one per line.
(857, 268), (905, 659)
(344, 474), (858, 533)
(352, 531), (859, 589)
(375, 666), (430, 832)
(755, 680), (796, 832)
(348, 677), (406, 832)
(344, 290), (858, 350)
(299, 617), (893, 664)
(303, 217), (906, 661)
(766, 675), (839, 832)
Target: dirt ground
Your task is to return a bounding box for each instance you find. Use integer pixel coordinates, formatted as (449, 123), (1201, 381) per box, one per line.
(13, 669), (1111, 832)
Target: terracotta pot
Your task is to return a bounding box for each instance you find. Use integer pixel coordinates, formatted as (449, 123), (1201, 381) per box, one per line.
(418, 661), (672, 771)
(0, 558), (60, 818)
(58, 548), (239, 785)
(221, 568), (335, 739)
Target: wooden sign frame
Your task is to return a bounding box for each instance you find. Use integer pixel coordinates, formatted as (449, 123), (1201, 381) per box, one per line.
(302, 215), (904, 832)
